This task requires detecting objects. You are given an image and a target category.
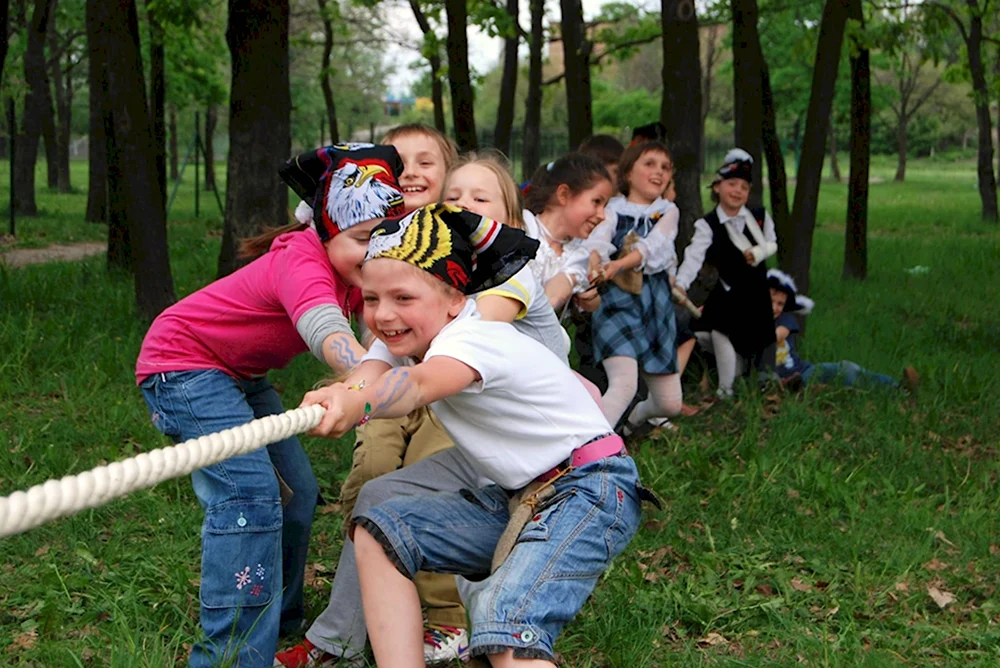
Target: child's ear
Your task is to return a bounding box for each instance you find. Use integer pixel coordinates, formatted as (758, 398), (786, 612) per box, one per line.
(447, 293), (466, 317)
(555, 183), (571, 206)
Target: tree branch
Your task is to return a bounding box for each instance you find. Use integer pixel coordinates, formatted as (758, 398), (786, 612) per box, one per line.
(542, 31), (662, 86)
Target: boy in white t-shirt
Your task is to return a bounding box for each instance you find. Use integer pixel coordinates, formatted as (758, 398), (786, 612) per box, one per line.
(303, 204), (643, 667)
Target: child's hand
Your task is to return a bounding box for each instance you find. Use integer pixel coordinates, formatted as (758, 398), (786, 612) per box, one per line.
(672, 284), (687, 299)
(575, 287), (601, 312)
(301, 385), (365, 438)
(744, 248), (756, 265)
(601, 260), (623, 280)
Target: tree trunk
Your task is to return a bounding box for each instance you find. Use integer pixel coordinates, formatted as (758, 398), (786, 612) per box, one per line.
(761, 64), (790, 245)
(204, 103), (217, 191)
(843, 0), (869, 281)
(444, 0), (477, 150)
(560, 0), (592, 149)
(147, 0), (167, 210)
(408, 0), (446, 135)
(731, 0), (764, 208)
(964, 7), (998, 222)
(493, 0), (519, 156)
(0, 0), (9, 92)
(85, 0), (107, 223)
(317, 0), (340, 143)
(829, 125), (841, 182)
(660, 0), (702, 252)
(522, 0), (543, 178)
(783, 0), (850, 294)
(169, 104), (179, 181)
(42, 7), (58, 190)
(219, 0), (290, 277)
(894, 114), (907, 182)
(97, 0), (176, 318)
(48, 24), (72, 192)
(13, 0), (55, 216)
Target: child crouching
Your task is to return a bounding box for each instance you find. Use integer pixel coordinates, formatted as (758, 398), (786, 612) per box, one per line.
(304, 204), (643, 666)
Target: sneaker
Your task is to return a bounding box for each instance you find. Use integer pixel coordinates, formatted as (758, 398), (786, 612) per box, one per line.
(902, 366), (920, 392)
(424, 624), (470, 664)
(273, 639), (340, 668)
(646, 416), (677, 431)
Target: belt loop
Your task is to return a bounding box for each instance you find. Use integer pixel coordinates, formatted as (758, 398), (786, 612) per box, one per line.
(160, 372), (167, 382)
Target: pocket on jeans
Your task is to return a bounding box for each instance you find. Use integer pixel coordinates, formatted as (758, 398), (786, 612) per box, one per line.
(518, 490), (576, 543)
(459, 485), (507, 514)
(200, 499), (282, 610)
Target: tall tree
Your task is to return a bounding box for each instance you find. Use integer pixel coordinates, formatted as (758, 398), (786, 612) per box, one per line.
(927, 0), (997, 221)
(761, 63), (791, 240)
(782, 0), (851, 294)
(493, 0), (519, 156)
(169, 104), (179, 181)
(218, 0), (290, 277)
(660, 0), (702, 250)
(731, 0), (765, 208)
(844, 0), (870, 279)
(409, 0), (446, 134)
(146, 0), (167, 209)
(522, 0), (544, 177)
(1, 0), (9, 87)
(12, 0), (56, 216)
(316, 0), (340, 144)
(85, 0), (107, 223)
(42, 7), (58, 191)
(560, 0), (592, 148)
(445, 0), (476, 150)
(47, 15), (73, 192)
(94, 0), (176, 318)
(204, 103), (217, 191)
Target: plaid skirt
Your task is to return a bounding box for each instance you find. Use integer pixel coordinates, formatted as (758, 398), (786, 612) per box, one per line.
(592, 272), (677, 374)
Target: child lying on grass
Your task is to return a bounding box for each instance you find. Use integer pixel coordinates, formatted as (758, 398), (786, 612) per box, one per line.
(769, 269), (919, 392)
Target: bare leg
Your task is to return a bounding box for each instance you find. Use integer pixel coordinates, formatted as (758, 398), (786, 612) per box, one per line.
(488, 648), (557, 668)
(354, 527), (424, 668)
(676, 338), (696, 375)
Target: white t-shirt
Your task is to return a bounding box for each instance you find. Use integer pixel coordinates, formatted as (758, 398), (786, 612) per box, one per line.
(362, 300), (611, 489)
(476, 265), (570, 363)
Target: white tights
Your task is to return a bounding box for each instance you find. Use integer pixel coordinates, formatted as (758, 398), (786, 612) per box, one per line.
(601, 356), (683, 428)
(696, 331), (742, 395)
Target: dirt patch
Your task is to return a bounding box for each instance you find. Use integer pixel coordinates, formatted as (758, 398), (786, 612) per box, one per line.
(0, 242), (106, 268)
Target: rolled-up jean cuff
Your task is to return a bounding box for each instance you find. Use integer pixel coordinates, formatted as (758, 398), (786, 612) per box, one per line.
(353, 516), (415, 580)
(471, 622), (554, 661)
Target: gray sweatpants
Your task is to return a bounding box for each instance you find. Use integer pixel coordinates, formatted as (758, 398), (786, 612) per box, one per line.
(305, 447), (486, 658)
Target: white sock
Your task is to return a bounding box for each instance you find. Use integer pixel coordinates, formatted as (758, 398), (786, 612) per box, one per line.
(627, 373), (683, 425)
(601, 356), (639, 427)
(712, 331), (740, 394)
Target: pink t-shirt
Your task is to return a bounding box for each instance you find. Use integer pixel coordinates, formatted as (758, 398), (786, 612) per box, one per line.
(135, 229), (361, 383)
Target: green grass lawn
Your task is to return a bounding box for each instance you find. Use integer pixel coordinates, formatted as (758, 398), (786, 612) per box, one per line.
(1, 156), (999, 666)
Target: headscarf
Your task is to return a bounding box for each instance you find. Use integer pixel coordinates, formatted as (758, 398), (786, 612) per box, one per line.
(278, 143), (406, 242)
(715, 148), (754, 184)
(767, 269), (814, 315)
(365, 204), (540, 295)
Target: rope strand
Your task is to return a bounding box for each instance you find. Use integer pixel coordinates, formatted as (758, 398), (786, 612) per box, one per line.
(0, 404), (326, 539)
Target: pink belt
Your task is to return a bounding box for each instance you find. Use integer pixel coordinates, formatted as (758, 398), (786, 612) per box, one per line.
(536, 433), (626, 483)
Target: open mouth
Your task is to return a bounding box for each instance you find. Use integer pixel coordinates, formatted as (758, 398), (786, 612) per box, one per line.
(380, 327), (411, 345)
(402, 186), (427, 194)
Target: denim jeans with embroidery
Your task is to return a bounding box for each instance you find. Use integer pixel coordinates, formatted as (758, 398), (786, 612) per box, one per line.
(140, 370), (318, 668)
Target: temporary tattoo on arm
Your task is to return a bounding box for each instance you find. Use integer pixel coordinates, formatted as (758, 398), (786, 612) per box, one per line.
(369, 368), (419, 417)
(327, 333), (363, 373)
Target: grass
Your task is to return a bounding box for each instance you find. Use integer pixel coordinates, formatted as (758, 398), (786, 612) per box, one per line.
(1, 156), (999, 666)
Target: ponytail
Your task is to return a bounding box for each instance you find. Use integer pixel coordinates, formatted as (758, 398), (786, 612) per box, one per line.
(524, 153), (610, 214)
(238, 214), (310, 259)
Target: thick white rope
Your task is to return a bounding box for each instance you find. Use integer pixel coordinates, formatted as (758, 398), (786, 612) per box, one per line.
(0, 404), (326, 539)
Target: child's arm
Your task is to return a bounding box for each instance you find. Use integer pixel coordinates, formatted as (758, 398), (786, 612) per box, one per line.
(304, 358), (479, 438)
(320, 331), (370, 378)
(476, 294), (524, 323)
(674, 218), (713, 294)
(747, 211), (779, 266)
(544, 273), (575, 310)
(775, 325), (791, 345)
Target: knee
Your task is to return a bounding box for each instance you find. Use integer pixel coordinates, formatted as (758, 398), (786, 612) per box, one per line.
(354, 475), (400, 516)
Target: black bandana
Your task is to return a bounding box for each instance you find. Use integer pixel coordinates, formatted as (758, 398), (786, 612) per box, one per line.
(278, 143), (406, 242)
(365, 204), (540, 295)
(715, 148), (754, 184)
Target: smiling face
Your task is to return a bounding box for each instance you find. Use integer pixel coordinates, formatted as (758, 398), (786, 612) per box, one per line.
(557, 177), (612, 239)
(325, 219), (381, 287)
(714, 177), (751, 215)
(442, 163), (508, 223)
(388, 133), (448, 211)
(362, 259), (467, 359)
(770, 288), (788, 320)
(626, 149), (673, 205)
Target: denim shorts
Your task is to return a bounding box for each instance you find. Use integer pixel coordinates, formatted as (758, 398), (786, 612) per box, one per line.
(355, 453), (642, 661)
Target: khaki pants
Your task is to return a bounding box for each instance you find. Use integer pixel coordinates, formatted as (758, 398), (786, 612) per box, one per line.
(339, 406), (466, 628)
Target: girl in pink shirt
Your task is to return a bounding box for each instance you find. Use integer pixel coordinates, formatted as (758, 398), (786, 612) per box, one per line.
(135, 144), (405, 668)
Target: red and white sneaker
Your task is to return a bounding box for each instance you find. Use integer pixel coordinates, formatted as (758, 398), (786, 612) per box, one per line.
(273, 639), (340, 668)
(423, 624), (470, 664)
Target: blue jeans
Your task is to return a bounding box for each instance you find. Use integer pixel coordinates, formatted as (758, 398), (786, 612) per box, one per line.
(802, 361), (898, 388)
(356, 453), (641, 661)
(140, 370), (319, 668)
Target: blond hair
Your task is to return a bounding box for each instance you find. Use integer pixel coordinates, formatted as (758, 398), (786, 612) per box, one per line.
(443, 150), (524, 230)
(380, 123), (459, 170)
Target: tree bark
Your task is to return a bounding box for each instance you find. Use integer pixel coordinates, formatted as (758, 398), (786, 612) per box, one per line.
(699, 25), (722, 175)
(96, 0), (176, 318)
(761, 63), (790, 245)
(731, 0), (764, 208)
(219, 0), (290, 277)
(829, 124), (841, 182)
(48, 22), (72, 192)
(147, 0), (167, 210)
(85, 0), (107, 223)
(42, 5), (58, 190)
(560, 0), (592, 149)
(660, 0), (702, 252)
(522, 0), (543, 177)
(493, 0), (519, 156)
(169, 104), (179, 181)
(964, 4), (998, 222)
(444, 0), (477, 150)
(317, 0), (340, 143)
(204, 103), (217, 191)
(13, 0), (55, 215)
(843, 0), (869, 281)
(408, 0), (446, 134)
(783, 0), (850, 294)
(894, 114), (907, 182)
(0, 0), (9, 92)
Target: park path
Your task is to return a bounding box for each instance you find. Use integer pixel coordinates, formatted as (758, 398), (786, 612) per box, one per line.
(0, 242), (106, 268)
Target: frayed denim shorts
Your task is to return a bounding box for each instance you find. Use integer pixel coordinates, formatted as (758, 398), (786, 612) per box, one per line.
(355, 452), (642, 661)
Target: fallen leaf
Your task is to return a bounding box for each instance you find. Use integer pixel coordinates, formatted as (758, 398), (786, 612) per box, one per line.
(786, 488), (800, 499)
(931, 530), (956, 548)
(894, 581), (910, 593)
(927, 586), (955, 609)
(755, 584), (775, 597)
(5, 630), (38, 653)
(33, 545), (49, 557)
(823, 432), (833, 442)
(989, 545), (1000, 557)
(697, 632), (728, 647)
(923, 558), (949, 572)
(790, 577), (812, 592)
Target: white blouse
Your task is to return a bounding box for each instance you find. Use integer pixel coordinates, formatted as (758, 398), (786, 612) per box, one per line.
(675, 205), (777, 291)
(584, 196), (679, 276)
(522, 210), (591, 293)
